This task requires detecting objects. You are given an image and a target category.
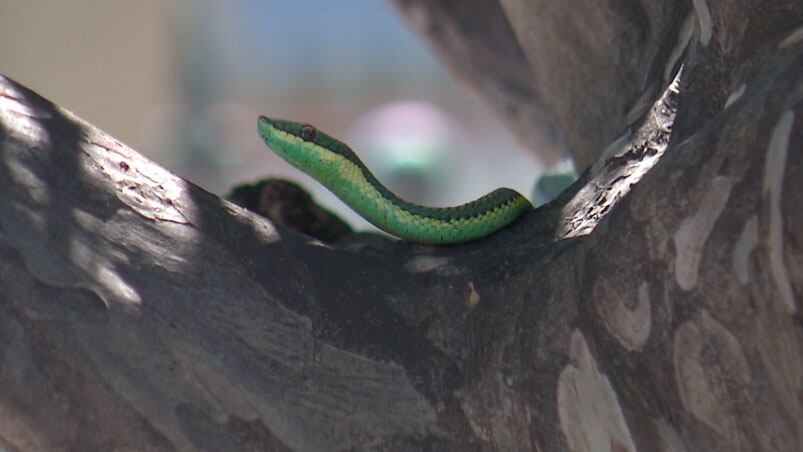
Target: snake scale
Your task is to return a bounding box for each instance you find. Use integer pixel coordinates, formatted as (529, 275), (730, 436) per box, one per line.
(258, 116), (532, 244)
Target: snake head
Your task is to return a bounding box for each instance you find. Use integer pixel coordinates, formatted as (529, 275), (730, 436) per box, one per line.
(257, 117), (316, 168)
(258, 116), (363, 179)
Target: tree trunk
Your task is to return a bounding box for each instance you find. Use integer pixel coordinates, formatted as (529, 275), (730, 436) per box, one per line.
(1, 0), (801, 450)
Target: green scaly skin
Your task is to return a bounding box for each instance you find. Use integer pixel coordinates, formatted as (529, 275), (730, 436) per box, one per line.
(257, 116), (533, 244)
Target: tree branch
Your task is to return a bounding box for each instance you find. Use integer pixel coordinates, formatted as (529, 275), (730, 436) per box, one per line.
(1, 0), (801, 449)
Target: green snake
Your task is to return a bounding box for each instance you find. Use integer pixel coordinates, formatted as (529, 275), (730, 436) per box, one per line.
(257, 116), (532, 244)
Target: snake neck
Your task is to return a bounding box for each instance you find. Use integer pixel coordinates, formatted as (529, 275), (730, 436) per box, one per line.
(258, 118), (533, 243)
(320, 153), (531, 224)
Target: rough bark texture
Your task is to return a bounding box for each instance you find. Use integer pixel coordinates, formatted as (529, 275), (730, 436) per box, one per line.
(390, 0), (692, 168)
(1, 0), (802, 451)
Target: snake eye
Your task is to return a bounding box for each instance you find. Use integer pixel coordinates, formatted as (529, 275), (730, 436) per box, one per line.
(299, 126), (317, 142)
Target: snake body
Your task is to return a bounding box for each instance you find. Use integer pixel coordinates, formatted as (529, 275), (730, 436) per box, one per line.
(258, 116), (532, 244)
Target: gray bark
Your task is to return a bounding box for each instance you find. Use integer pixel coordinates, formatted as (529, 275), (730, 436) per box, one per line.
(1, 0), (802, 450)
(390, 0), (690, 169)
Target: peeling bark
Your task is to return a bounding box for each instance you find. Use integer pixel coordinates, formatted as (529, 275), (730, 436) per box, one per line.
(1, 0), (802, 450)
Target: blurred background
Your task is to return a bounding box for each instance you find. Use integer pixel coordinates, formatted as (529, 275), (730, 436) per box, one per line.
(0, 0), (549, 230)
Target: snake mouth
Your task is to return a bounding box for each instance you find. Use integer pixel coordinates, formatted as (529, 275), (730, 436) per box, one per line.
(257, 116), (292, 149)
(257, 116), (277, 135)
(257, 117), (312, 146)
(257, 116), (271, 138)
(257, 117), (285, 156)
